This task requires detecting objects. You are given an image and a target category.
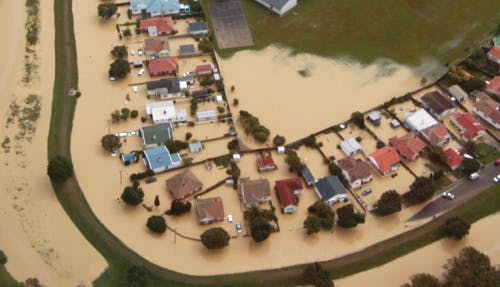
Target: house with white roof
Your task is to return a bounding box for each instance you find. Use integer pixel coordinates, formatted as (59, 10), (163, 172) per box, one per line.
(145, 101), (186, 124)
(130, 0), (180, 16)
(340, 138), (363, 156)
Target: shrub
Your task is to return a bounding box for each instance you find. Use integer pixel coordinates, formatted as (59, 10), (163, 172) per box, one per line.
(47, 156), (74, 183)
(130, 110), (139, 118)
(303, 216), (321, 235)
(146, 215), (166, 234)
(301, 263), (334, 287)
(121, 108), (130, 120)
(123, 266), (152, 287)
(121, 185), (144, 206)
(101, 134), (122, 153)
(200, 227), (230, 249)
(272, 135), (286, 146)
(165, 140), (188, 153)
(97, 3), (118, 19)
(351, 111), (365, 129)
(217, 106), (225, 113)
(110, 45), (128, 59)
(165, 200), (191, 215)
(336, 204), (364, 228)
(461, 158), (480, 175)
(285, 150), (303, 174)
(187, 121), (195, 127)
(185, 132), (192, 141)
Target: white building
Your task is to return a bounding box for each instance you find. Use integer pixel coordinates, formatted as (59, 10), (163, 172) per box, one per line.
(340, 138), (363, 156)
(146, 101), (187, 124)
(196, 110), (217, 122)
(405, 109), (438, 133)
(448, 85), (468, 102)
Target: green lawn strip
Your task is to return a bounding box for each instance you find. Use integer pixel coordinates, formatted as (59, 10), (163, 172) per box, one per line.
(204, 0), (500, 65)
(0, 266), (21, 287)
(476, 143), (500, 164)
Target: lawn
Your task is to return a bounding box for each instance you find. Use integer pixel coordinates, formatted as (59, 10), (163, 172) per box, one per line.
(0, 265), (20, 287)
(475, 143), (500, 164)
(204, 0), (500, 66)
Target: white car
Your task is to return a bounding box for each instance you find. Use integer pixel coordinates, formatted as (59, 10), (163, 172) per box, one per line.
(227, 214), (233, 223)
(493, 175), (500, 183)
(138, 49), (143, 56)
(128, 131), (139, 137)
(130, 50), (135, 56)
(442, 192), (455, 200)
(235, 223), (242, 234)
(132, 86), (138, 93)
(137, 69), (145, 76)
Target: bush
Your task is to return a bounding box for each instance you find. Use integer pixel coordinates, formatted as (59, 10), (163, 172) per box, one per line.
(110, 45), (128, 59)
(249, 216), (272, 242)
(374, 190), (402, 216)
(185, 132), (192, 141)
(429, 146), (446, 164)
(336, 204), (364, 228)
(306, 201), (335, 233)
(101, 134), (122, 153)
(238, 110), (270, 142)
(303, 216), (321, 235)
(301, 263), (334, 287)
(328, 162), (342, 176)
(217, 106), (225, 113)
(285, 150), (303, 174)
(130, 110), (139, 118)
(165, 200), (191, 215)
(47, 156), (74, 183)
(215, 80), (225, 92)
(98, 3), (118, 19)
(351, 111), (365, 129)
(121, 108), (130, 120)
(272, 135), (286, 146)
(187, 121), (195, 127)
(403, 177), (435, 205)
(442, 216), (470, 240)
(146, 215), (167, 234)
(200, 227), (230, 249)
(122, 266), (152, 287)
(165, 140), (189, 153)
(121, 185), (144, 206)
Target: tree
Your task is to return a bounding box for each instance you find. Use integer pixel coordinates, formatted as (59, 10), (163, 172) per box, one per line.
(336, 204), (364, 228)
(301, 263), (334, 287)
(121, 185), (144, 206)
(307, 201), (335, 231)
(146, 215), (167, 234)
(303, 135), (318, 148)
(185, 132), (192, 141)
(97, 3), (118, 20)
(198, 38), (213, 53)
(123, 28), (132, 39)
(111, 110), (121, 123)
(272, 135), (286, 146)
(165, 140), (189, 153)
(442, 216), (470, 240)
(121, 107), (130, 120)
(443, 247), (498, 287)
(328, 162), (342, 176)
(110, 45), (128, 59)
(199, 76), (214, 87)
(130, 110), (139, 118)
(249, 216), (272, 242)
(285, 150), (303, 173)
(0, 250), (6, 264)
(227, 139), (239, 153)
(461, 158), (480, 175)
(461, 78), (485, 93)
(428, 146), (447, 164)
(403, 177), (435, 205)
(22, 278), (44, 287)
(351, 111), (365, 129)
(303, 216), (321, 235)
(101, 134), (122, 153)
(122, 265), (152, 287)
(47, 156), (74, 183)
(154, 195), (160, 208)
(109, 58), (131, 79)
(200, 227), (230, 249)
(165, 200), (191, 215)
(401, 273), (441, 287)
(374, 190), (402, 216)
(447, 65), (466, 83)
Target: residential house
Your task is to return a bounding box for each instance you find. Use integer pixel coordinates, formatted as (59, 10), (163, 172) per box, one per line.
(405, 109), (451, 146)
(256, 154), (277, 172)
(253, 0), (297, 16)
(144, 36), (170, 58)
(472, 91), (500, 130)
(196, 64), (212, 76)
(188, 21), (209, 37)
(275, 178), (303, 214)
(166, 169), (203, 200)
(367, 111), (381, 126)
(179, 44), (196, 56)
(148, 57), (178, 76)
(448, 85), (468, 102)
(121, 152), (138, 164)
(487, 46), (500, 65)
(140, 123), (174, 148)
(420, 123), (451, 147)
(313, 176), (347, 205)
(188, 141), (203, 153)
(390, 119), (401, 128)
(368, 146), (401, 176)
(195, 197), (224, 225)
(340, 138), (363, 156)
(145, 101), (186, 124)
(178, 75), (194, 90)
(337, 156), (372, 189)
(450, 112), (486, 141)
(146, 78), (181, 99)
(239, 178), (271, 207)
(444, 148), (463, 171)
(196, 110), (217, 122)
(139, 17), (175, 37)
(301, 164), (315, 186)
(486, 76), (500, 96)
(130, 0), (180, 16)
(389, 132), (427, 161)
(191, 90), (210, 100)
(421, 91), (456, 119)
(143, 145), (181, 173)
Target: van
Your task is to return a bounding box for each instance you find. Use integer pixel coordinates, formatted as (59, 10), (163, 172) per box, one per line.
(138, 68), (145, 76)
(468, 172), (480, 181)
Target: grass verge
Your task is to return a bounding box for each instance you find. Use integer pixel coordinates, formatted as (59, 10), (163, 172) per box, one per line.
(0, 265), (20, 287)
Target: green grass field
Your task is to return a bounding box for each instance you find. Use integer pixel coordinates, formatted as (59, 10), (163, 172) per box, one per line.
(0, 266), (20, 287)
(208, 0), (500, 65)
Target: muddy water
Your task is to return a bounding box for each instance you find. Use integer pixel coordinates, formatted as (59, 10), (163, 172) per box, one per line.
(0, 0), (106, 285)
(337, 213), (500, 287)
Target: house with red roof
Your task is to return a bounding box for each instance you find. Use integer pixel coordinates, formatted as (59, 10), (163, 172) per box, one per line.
(144, 36), (170, 58)
(444, 148), (463, 171)
(389, 133), (427, 161)
(487, 46), (500, 65)
(450, 112), (485, 141)
(196, 64), (212, 76)
(473, 91), (500, 130)
(367, 146), (401, 176)
(486, 76), (500, 96)
(166, 169), (203, 200)
(275, 178), (303, 214)
(420, 123), (451, 147)
(148, 57), (178, 76)
(140, 17), (175, 37)
(256, 154), (277, 172)
(195, 197), (224, 225)
(337, 156), (372, 189)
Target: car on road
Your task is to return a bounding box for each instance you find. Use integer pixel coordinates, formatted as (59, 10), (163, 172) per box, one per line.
(361, 188), (372, 196)
(235, 223), (242, 234)
(493, 175), (500, 183)
(468, 172), (480, 181)
(442, 192), (455, 200)
(145, 177), (157, 184)
(227, 214), (233, 223)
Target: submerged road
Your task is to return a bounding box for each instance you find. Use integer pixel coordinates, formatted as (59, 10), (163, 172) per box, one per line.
(408, 163), (499, 221)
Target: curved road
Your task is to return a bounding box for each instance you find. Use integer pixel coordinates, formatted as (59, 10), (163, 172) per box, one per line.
(408, 163), (499, 221)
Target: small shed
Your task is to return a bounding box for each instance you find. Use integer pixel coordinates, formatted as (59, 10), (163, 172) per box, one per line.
(277, 146), (286, 154)
(233, 153), (241, 162)
(189, 141), (203, 153)
(448, 85), (468, 102)
(196, 110), (217, 121)
(215, 95), (224, 104)
(191, 90), (210, 99)
(367, 111), (381, 126)
(390, 119), (401, 128)
(120, 152), (138, 164)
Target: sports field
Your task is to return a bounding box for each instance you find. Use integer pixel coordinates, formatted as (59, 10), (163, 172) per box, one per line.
(208, 0), (500, 65)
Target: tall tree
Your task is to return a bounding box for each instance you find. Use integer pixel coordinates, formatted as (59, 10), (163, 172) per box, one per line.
(351, 111), (365, 129)
(461, 158), (480, 175)
(47, 156), (74, 183)
(374, 190), (402, 216)
(301, 263), (334, 287)
(285, 150), (303, 173)
(401, 273), (441, 287)
(249, 216), (272, 243)
(101, 134), (122, 153)
(109, 59), (131, 79)
(146, 216), (167, 234)
(336, 204), (364, 228)
(443, 247), (498, 287)
(272, 135), (286, 146)
(154, 195), (160, 208)
(97, 3), (118, 19)
(403, 177), (435, 205)
(442, 216), (470, 240)
(200, 227), (230, 249)
(121, 186), (144, 206)
(303, 216), (321, 235)
(110, 45), (128, 59)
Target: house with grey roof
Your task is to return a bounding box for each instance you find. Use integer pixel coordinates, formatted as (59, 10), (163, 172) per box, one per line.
(179, 44), (196, 56)
(188, 141), (203, 153)
(143, 145), (182, 173)
(301, 164), (315, 186)
(188, 21), (209, 37)
(253, 0), (297, 16)
(313, 176), (347, 205)
(140, 123), (174, 148)
(130, 0), (180, 17)
(146, 78), (181, 99)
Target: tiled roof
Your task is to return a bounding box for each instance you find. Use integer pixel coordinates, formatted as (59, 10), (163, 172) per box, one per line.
(144, 36), (170, 52)
(369, 146), (401, 174)
(337, 156), (372, 182)
(421, 123), (450, 146)
(148, 57), (178, 75)
(452, 112), (485, 140)
(275, 178), (302, 209)
(239, 178), (271, 206)
(473, 92), (500, 126)
(486, 76), (500, 95)
(444, 148), (463, 168)
(421, 91), (454, 116)
(389, 133), (427, 160)
(166, 169), (203, 200)
(140, 17), (175, 34)
(195, 197), (224, 224)
(487, 46), (500, 60)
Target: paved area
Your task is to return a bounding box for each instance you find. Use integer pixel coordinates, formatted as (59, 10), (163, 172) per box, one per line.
(408, 163), (500, 221)
(208, 0), (254, 49)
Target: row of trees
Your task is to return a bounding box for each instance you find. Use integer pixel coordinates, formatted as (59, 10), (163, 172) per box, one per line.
(304, 201), (365, 234)
(238, 110), (271, 143)
(244, 206), (276, 242)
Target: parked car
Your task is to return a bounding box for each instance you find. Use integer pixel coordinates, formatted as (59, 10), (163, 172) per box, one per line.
(493, 175), (500, 183)
(128, 131), (139, 137)
(132, 86), (138, 93)
(145, 177), (157, 184)
(109, 76), (116, 81)
(130, 49), (135, 56)
(227, 214), (233, 223)
(468, 172), (480, 181)
(235, 223), (242, 234)
(361, 188), (372, 196)
(138, 48), (143, 56)
(442, 192), (455, 200)
(116, 132), (128, 138)
(138, 69), (145, 76)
